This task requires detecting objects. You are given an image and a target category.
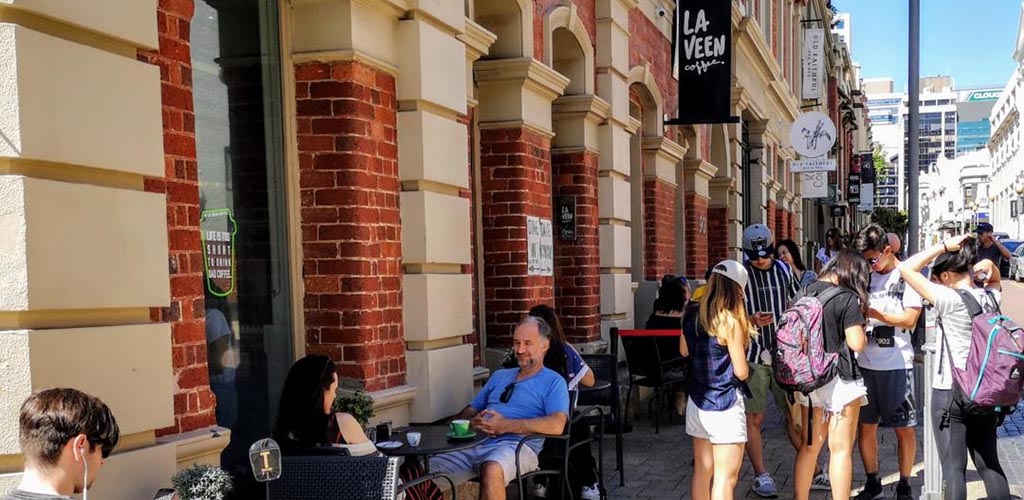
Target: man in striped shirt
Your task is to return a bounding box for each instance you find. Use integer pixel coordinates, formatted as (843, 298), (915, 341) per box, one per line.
(741, 224), (804, 498)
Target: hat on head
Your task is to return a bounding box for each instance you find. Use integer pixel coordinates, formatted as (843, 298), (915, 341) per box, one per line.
(711, 260), (749, 290)
(976, 222), (994, 234)
(742, 224), (775, 260)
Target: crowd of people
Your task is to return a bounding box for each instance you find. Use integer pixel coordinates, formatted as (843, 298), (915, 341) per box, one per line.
(1, 222), (1015, 500)
(680, 222), (1013, 500)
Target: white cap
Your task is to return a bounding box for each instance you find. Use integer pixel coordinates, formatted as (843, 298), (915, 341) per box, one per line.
(711, 260), (749, 290)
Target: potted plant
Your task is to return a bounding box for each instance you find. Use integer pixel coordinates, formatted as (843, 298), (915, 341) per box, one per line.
(171, 463), (233, 500)
(332, 389), (375, 427)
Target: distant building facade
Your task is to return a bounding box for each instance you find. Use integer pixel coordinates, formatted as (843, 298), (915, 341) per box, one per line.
(956, 88), (1001, 155)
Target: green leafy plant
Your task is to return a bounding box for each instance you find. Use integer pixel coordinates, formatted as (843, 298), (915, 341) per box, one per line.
(332, 390), (375, 427)
(871, 207), (909, 237)
(171, 463), (233, 500)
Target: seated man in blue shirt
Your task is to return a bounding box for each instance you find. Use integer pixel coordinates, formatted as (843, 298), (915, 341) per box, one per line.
(431, 316), (570, 500)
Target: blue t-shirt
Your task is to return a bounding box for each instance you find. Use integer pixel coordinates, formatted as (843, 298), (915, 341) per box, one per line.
(563, 345), (590, 391)
(471, 367), (570, 450)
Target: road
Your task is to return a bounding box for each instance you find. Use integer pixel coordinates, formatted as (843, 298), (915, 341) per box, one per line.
(994, 278), (1024, 496)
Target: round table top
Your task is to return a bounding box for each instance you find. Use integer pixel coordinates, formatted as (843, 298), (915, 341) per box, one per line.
(378, 425), (488, 457)
(579, 378), (611, 392)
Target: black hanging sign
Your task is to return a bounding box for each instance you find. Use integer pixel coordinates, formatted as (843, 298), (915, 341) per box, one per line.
(556, 196), (577, 241)
(669, 1), (739, 125)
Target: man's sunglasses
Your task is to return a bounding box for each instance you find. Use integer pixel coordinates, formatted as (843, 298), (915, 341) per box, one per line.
(500, 382), (516, 404)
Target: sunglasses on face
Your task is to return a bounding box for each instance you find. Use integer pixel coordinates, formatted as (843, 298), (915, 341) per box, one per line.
(500, 382), (516, 404)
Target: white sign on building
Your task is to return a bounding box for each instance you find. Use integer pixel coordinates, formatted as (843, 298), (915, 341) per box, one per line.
(790, 111), (837, 158)
(802, 171), (829, 199)
(790, 158), (837, 172)
(802, 28), (825, 99)
(527, 216), (553, 276)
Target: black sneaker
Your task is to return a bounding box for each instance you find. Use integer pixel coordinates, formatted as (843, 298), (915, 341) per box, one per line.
(853, 480), (883, 500)
(896, 482), (913, 500)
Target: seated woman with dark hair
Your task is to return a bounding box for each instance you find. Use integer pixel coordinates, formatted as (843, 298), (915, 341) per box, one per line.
(273, 354), (443, 500)
(647, 274), (690, 416)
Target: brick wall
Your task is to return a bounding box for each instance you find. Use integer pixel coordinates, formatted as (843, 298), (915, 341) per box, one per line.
(643, 179), (676, 280)
(766, 200), (778, 236)
(480, 127), (555, 347)
(628, 9), (678, 117)
(533, 0), (598, 62)
(294, 60), (405, 392)
(776, 208), (789, 241)
(139, 0), (217, 436)
(684, 193), (709, 277)
(790, 211), (798, 242)
(552, 151), (600, 343)
(708, 206), (729, 265)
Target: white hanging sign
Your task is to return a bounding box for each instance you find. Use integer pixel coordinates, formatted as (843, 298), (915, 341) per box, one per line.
(802, 171), (829, 199)
(790, 112), (837, 158)
(802, 29), (825, 99)
(790, 158), (837, 172)
(527, 216), (553, 277)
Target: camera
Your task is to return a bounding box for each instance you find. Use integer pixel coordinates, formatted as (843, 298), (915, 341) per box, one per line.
(656, 7), (667, 17)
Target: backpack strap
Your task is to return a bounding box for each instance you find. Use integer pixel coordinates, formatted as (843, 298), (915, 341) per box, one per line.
(811, 285), (847, 306)
(954, 289), (984, 318)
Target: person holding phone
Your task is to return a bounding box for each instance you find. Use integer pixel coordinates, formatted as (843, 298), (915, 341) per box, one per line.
(853, 224), (922, 500)
(739, 224), (811, 497)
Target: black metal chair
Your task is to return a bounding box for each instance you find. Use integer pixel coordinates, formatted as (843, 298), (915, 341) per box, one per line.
(616, 327), (687, 434)
(579, 352), (624, 487)
(269, 449), (457, 500)
(509, 404), (604, 500)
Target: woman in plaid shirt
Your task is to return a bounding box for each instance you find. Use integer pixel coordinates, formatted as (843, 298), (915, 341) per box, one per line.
(679, 260), (756, 500)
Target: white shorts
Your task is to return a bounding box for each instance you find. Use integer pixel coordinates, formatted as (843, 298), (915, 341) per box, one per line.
(793, 377), (867, 413)
(685, 395), (747, 444)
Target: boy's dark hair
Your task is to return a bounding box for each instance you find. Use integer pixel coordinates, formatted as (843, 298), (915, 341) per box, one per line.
(20, 388), (119, 467)
(855, 223), (888, 253)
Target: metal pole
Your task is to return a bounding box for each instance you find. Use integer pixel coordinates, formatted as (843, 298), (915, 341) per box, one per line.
(907, 1), (941, 498)
(908, 0), (921, 255)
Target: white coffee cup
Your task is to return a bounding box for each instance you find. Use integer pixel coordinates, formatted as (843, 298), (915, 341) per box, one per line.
(407, 431), (422, 447)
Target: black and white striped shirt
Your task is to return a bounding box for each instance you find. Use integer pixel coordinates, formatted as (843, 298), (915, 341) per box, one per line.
(744, 260), (799, 364)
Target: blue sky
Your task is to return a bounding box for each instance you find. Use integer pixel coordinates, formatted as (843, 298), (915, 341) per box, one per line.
(835, 0), (1020, 90)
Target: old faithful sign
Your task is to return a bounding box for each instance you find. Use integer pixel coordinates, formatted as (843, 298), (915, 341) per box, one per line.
(670, 1), (737, 124)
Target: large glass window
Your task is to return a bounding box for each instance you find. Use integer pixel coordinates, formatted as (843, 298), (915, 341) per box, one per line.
(191, 1), (293, 498)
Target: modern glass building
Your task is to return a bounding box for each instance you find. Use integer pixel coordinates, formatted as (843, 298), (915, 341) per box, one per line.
(956, 88), (1002, 155)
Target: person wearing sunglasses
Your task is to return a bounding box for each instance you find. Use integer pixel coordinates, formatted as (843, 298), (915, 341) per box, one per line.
(852, 224), (922, 500)
(3, 388), (119, 500)
(739, 224), (808, 497)
(431, 316), (570, 500)
(815, 228), (846, 274)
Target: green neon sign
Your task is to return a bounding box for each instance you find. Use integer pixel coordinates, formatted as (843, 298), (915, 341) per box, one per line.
(200, 208), (238, 297)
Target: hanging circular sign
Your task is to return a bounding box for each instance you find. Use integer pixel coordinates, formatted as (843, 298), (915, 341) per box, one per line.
(789, 111), (837, 158)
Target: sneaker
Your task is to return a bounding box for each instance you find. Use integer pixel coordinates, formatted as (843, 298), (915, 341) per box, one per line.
(580, 483), (601, 500)
(531, 483), (547, 499)
(896, 481), (913, 500)
(752, 473), (779, 498)
(810, 470), (831, 491)
(853, 480), (883, 500)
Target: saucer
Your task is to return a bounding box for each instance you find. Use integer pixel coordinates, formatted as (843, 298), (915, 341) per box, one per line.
(376, 440), (403, 449)
(446, 431), (477, 440)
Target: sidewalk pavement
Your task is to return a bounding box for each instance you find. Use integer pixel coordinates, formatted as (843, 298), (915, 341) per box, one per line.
(601, 399), (1024, 499)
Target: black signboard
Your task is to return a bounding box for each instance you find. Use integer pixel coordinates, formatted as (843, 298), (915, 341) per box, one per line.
(830, 205), (847, 218)
(670, 1), (738, 124)
(1013, 199), (1019, 218)
(859, 153), (876, 184)
(556, 196), (576, 241)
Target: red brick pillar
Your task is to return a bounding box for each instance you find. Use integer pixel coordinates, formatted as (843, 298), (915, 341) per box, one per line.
(294, 60), (405, 391)
(138, 0), (217, 435)
(685, 193), (709, 277)
(708, 206), (729, 266)
(552, 151), (600, 343)
(766, 200), (778, 235)
(643, 179), (676, 280)
(480, 127), (555, 347)
(776, 208), (789, 240)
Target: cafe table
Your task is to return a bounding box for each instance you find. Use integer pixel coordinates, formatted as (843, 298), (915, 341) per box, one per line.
(378, 425), (487, 473)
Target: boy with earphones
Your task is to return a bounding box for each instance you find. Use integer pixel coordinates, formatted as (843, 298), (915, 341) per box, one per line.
(2, 388), (119, 500)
